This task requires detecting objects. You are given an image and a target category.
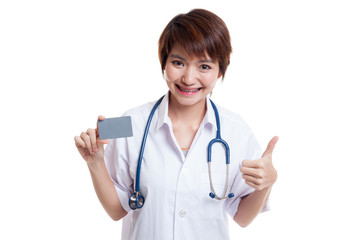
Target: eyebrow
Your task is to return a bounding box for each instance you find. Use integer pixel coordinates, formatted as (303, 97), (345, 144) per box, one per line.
(169, 54), (215, 64)
(199, 59), (215, 64)
(170, 54), (186, 61)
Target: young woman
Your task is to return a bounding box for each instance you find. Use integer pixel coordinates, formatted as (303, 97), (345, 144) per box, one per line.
(74, 9), (278, 240)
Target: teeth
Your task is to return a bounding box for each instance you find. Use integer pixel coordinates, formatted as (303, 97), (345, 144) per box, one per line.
(179, 86), (200, 93)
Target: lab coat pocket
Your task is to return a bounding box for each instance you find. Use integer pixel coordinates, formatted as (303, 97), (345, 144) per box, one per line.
(200, 172), (231, 219)
(201, 171), (233, 199)
(201, 172), (231, 186)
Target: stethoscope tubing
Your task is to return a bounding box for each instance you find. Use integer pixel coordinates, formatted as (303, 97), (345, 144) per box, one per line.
(130, 95), (233, 210)
(208, 162), (231, 200)
(135, 95), (165, 192)
(207, 99), (233, 200)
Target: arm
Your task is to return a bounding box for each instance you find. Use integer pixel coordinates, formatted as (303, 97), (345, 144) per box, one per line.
(234, 136), (279, 227)
(74, 115), (127, 221)
(233, 186), (272, 227)
(87, 159), (127, 221)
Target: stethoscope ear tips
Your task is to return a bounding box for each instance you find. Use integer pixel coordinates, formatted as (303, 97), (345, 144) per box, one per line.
(228, 193), (234, 198)
(209, 192), (216, 199)
(129, 192), (145, 210)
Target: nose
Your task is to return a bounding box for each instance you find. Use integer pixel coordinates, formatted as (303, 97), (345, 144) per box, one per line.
(181, 66), (197, 85)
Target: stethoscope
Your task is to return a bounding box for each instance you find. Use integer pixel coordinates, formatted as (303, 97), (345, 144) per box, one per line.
(129, 95), (234, 210)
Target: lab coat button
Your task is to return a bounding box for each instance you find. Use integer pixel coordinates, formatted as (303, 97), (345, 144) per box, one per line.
(182, 167), (189, 174)
(179, 210), (186, 217)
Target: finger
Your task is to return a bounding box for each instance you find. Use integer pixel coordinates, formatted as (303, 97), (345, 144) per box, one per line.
(96, 115), (110, 145)
(74, 136), (86, 148)
(80, 132), (93, 154)
(240, 167), (262, 178)
(244, 180), (260, 190)
(86, 128), (98, 152)
(262, 136), (279, 158)
(96, 115), (106, 138)
(242, 159), (261, 168)
(97, 139), (110, 145)
(242, 174), (259, 184)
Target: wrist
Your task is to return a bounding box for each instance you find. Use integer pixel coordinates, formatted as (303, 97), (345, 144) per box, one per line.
(254, 185), (272, 195)
(87, 158), (105, 172)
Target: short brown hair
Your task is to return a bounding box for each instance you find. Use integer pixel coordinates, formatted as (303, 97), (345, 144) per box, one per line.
(158, 9), (232, 79)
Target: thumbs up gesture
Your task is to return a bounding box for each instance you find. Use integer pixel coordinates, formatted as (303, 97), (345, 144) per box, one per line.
(240, 136), (279, 191)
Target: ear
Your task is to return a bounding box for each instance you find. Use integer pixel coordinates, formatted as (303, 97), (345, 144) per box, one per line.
(162, 70), (168, 81)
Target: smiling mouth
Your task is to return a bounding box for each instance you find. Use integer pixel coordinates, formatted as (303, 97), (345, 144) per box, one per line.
(176, 84), (202, 93)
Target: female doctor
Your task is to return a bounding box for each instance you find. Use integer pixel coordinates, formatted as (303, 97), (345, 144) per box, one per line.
(74, 9), (278, 240)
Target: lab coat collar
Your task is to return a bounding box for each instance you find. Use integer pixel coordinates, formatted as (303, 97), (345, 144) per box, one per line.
(156, 92), (171, 130)
(155, 91), (217, 131)
(203, 96), (217, 130)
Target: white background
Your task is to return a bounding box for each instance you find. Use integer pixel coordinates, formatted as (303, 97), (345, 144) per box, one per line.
(1, 0), (359, 239)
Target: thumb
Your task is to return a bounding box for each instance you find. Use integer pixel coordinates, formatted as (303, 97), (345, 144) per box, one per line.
(262, 136), (279, 158)
(96, 115), (110, 145)
(95, 115), (106, 136)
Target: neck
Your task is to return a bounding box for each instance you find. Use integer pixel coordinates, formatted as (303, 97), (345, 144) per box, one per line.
(168, 93), (207, 127)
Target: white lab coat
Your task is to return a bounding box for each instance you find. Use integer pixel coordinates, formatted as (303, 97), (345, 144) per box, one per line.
(104, 92), (269, 240)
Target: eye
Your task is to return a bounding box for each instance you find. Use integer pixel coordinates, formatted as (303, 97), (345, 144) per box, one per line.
(200, 64), (211, 70)
(172, 60), (184, 67)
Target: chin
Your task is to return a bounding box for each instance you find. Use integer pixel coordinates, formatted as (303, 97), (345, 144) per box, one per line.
(170, 91), (207, 107)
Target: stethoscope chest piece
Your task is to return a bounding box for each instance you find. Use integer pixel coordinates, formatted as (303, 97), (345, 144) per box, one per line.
(129, 192), (145, 210)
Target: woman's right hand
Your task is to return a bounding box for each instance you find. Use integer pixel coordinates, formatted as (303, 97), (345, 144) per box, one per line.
(74, 115), (110, 164)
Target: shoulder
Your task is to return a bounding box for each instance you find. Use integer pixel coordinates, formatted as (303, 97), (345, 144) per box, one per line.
(215, 104), (262, 159)
(216, 104), (253, 135)
(105, 100), (156, 155)
(123, 101), (154, 119)
(121, 100), (157, 126)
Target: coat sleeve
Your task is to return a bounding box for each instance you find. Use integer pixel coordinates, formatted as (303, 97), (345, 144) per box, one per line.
(225, 131), (270, 218)
(104, 138), (134, 213)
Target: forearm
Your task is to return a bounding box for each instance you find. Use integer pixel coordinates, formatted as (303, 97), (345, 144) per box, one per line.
(233, 186), (272, 227)
(87, 159), (127, 221)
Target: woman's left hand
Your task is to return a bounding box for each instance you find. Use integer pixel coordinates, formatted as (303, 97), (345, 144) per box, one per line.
(240, 136), (279, 191)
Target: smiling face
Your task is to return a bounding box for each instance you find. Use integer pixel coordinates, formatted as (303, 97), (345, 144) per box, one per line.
(164, 45), (222, 108)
